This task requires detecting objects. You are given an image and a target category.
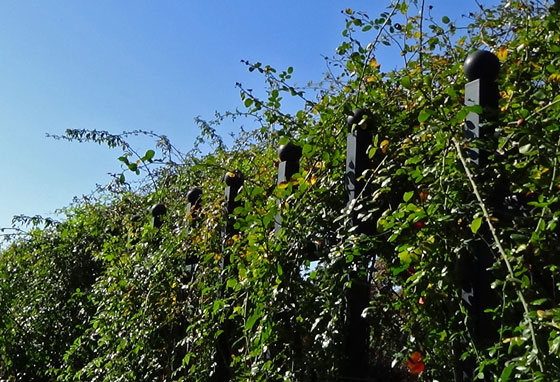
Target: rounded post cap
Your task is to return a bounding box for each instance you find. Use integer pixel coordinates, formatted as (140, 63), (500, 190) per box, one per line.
(464, 50), (500, 81)
(278, 141), (303, 162)
(186, 188), (203, 204)
(151, 203), (167, 217)
(224, 170), (244, 188)
(347, 108), (373, 131)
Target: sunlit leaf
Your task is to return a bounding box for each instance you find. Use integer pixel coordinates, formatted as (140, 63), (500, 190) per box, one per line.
(471, 217), (482, 234)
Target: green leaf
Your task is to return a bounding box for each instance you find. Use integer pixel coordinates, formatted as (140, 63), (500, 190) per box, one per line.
(401, 76), (412, 89)
(226, 278), (238, 289)
(403, 191), (414, 202)
(530, 298), (548, 306)
(471, 217), (483, 234)
(518, 143), (532, 154)
(442, 16), (450, 24)
(278, 136), (290, 146)
(277, 263), (283, 276)
(244, 98), (253, 108)
(500, 364), (515, 382)
(418, 110), (431, 123)
(245, 314), (258, 331)
(142, 149), (155, 162)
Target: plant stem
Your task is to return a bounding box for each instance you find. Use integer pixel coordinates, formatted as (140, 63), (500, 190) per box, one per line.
(452, 137), (544, 373)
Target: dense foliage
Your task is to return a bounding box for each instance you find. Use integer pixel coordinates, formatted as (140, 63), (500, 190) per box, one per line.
(2, 1), (560, 381)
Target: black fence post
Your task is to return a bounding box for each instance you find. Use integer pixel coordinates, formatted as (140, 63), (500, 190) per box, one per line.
(186, 187), (202, 271)
(211, 171), (244, 382)
(346, 109), (375, 236)
(186, 187), (202, 219)
(151, 203), (167, 229)
(464, 50), (500, 166)
(341, 108), (374, 381)
(223, 171), (244, 244)
(455, 50), (501, 382)
(275, 142), (302, 234)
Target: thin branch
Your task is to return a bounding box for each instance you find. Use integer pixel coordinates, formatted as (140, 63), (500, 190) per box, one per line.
(419, 0), (426, 72)
(354, 1), (400, 105)
(452, 137), (544, 373)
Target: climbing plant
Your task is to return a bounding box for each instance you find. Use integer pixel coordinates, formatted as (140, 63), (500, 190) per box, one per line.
(1, 1), (560, 381)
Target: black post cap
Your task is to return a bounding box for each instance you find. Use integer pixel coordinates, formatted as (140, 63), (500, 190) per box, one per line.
(151, 203), (167, 217)
(464, 50), (500, 81)
(187, 188), (203, 204)
(347, 108), (373, 131)
(224, 170), (244, 188)
(278, 142), (302, 162)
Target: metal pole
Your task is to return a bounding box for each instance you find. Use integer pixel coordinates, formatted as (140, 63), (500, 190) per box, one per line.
(275, 142), (302, 234)
(211, 171), (243, 382)
(341, 108), (374, 381)
(456, 50), (501, 382)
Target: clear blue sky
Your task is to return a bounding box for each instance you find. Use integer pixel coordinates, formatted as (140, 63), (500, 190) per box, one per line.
(0, 1), (498, 230)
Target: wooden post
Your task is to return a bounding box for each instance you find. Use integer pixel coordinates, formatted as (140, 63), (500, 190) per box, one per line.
(456, 50), (501, 382)
(341, 108), (374, 381)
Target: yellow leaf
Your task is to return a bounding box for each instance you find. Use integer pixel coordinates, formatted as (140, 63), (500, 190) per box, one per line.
(537, 309), (553, 319)
(503, 336), (522, 344)
(380, 139), (390, 154)
(549, 73), (560, 83)
(497, 46), (507, 61)
(369, 58), (381, 69)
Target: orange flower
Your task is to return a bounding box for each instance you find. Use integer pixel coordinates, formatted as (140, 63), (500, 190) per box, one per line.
(406, 351), (425, 374)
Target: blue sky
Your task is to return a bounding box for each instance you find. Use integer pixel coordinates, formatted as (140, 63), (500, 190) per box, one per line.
(0, 1), (499, 231)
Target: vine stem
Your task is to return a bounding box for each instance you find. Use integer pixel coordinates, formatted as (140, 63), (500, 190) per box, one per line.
(353, 1), (400, 105)
(452, 137), (544, 373)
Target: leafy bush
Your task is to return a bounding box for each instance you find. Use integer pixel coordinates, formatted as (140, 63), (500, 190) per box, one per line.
(2, 1), (560, 381)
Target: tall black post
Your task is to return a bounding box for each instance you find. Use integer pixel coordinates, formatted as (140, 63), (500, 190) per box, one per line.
(186, 187), (203, 219)
(186, 187), (202, 269)
(455, 50), (501, 382)
(342, 109), (374, 381)
(275, 142), (302, 234)
(211, 171), (243, 382)
(151, 203), (167, 229)
(223, 171), (244, 249)
(464, 50), (500, 167)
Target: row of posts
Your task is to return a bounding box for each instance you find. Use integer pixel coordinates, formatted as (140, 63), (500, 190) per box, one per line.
(150, 50), (504, 381)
